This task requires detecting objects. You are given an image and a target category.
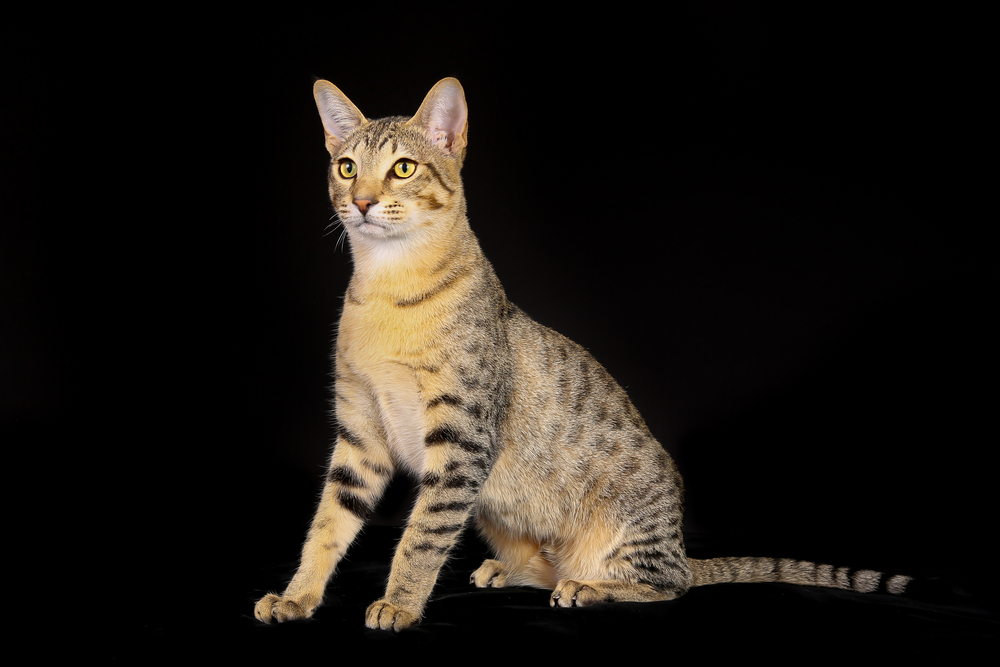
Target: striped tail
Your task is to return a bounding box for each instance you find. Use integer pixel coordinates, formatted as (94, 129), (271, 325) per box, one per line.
(688, 557), (912, 595)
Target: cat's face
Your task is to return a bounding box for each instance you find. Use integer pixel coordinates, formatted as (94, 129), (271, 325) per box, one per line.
(328, 118), (461, 241)
(313, 79), (469, 246)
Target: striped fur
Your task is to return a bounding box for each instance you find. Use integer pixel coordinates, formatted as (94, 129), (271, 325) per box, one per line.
(254, 78), (910, 631)
(689, 558), (911, 595)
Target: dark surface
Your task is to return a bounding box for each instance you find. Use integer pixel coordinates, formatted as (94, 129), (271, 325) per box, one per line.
(4, 6), (993, 662)
(142, 525), (994, 663)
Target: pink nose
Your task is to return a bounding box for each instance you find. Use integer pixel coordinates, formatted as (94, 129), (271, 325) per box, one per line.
(354, 198), (373, 213)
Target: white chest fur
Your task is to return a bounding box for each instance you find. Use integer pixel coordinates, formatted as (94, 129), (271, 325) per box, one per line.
(368, 360), (427, 474)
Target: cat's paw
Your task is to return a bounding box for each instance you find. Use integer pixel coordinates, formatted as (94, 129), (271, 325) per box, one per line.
(365, 599), (419, 631)
(550, 579), (605, 608)
(470, 559), (509, 588)
(254, 592), (317, 623)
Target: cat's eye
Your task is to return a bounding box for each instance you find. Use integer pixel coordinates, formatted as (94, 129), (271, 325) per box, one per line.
(339, 160), (357, 179)
(393, 159), (417, 179)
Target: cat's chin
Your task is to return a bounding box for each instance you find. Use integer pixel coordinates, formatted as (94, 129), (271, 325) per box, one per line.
(350, 219), (396, 238)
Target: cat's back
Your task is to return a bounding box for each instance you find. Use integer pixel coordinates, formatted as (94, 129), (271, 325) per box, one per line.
(503, 307), (657, 450)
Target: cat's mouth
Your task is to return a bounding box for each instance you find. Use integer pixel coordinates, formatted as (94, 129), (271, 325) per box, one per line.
(352, 217), (395, 237)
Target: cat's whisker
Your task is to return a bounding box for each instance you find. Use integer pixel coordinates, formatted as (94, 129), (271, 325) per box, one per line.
(323, 214), (342, 236)
(324, 215), (352, 252)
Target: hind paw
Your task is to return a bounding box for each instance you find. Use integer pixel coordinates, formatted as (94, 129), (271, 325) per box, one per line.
(550, 579), (607, 608)
(470, 558), (509, 588)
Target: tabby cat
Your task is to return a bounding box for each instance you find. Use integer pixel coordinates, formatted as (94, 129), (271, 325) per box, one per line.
(254, 78), (911, 631)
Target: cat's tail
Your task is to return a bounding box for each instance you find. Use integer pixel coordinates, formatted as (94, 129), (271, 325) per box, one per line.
(687, 557), (912, 595)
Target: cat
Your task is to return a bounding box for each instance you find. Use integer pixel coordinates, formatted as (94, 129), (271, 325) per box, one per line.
(253, 77), (912, 631)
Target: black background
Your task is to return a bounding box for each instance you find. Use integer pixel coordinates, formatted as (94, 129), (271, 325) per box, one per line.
(3, 5), (994, 661)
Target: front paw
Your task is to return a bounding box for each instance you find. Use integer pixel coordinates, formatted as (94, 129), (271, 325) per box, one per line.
(254, 592), (317, 623)
(365, 599), (419, 631)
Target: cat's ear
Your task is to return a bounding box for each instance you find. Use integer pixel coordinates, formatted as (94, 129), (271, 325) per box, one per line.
(313, 80), (367, 155)
(408, 78), (468, 158)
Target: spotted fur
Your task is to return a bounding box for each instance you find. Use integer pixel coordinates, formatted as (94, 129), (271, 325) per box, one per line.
(253, 78), (911, 631)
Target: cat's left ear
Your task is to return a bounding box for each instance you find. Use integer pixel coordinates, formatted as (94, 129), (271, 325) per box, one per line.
(408, 78), (468, 158)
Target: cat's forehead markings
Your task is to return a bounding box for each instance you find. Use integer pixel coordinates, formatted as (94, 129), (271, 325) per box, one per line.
(367, 117), (407, 149)
(376, 135), (398, 154)
(344, 117), (415, 162)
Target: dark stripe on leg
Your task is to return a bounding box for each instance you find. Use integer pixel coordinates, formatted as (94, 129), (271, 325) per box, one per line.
(327, 465), (366, 488)
(426, 425), (463, 445)
(425, 425), (488, 455)
(428, 394), (463, 409)
(337, 490), (373, 520)
(427, 500), (473, 513)
(411, 542), (450, 555)
(337, 424), (364, 449)
(421, 522), (464, 535)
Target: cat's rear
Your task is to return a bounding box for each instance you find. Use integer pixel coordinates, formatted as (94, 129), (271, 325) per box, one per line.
(471, 310), (694, 605)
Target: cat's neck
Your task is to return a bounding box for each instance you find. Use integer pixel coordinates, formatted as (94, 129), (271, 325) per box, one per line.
(346, 215), (482, 302)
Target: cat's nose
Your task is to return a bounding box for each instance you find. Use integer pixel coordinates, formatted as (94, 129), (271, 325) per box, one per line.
(354, 198), (375, 214)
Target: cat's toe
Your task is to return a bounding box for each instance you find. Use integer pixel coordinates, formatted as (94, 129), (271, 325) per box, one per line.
(550, 579), (603, 608)
(365, 600), (419, 631)
(255, 593), (280, 622)
(470, 559), (507, 588)
(254, 593), (314, 623)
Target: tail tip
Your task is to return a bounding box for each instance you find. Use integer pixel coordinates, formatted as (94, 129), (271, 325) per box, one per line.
(885, 573), (912, 595)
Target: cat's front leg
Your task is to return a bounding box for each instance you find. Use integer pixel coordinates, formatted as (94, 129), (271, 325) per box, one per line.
(364, 431), (493, 630)
(363, 488), (471, 630)
(255, 420), (394, 623)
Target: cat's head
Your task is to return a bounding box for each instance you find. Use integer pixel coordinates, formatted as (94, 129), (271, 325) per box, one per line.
(313, 78), (468, 243)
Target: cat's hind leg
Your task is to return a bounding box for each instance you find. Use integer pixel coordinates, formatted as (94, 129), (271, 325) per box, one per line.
(471, 552), (559, 590)
(471, 522), (559, 590)
(547, 539), (691, 607)
(550, 579), (683, 607)
(545, 502), (692, 607)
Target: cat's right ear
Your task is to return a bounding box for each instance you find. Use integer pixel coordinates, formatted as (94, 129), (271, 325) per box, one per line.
(313, 80), (367, 155)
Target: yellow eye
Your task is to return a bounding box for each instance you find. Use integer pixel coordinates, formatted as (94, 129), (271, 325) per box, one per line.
(393, 160), (416, 178)
(339, 160), (357, 178)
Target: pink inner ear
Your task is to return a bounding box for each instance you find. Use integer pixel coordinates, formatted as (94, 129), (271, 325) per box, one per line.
(413, 79), (468, 154)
